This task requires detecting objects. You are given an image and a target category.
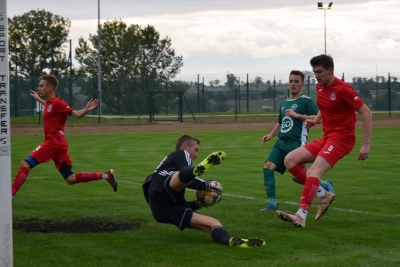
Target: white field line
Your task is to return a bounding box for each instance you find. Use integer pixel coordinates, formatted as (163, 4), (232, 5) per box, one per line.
(122, 180), (400, 218)
(26, 177), (400, 217)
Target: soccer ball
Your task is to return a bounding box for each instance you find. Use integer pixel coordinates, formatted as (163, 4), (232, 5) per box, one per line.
(196, 189), (222, 207)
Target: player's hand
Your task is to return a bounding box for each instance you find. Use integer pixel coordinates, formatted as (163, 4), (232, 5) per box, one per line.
(285, 109), (298, 118)
(30, 90), (41, 100)
(358, 144), (370, 161)
(262, 134), (272, 146)
(204, 178), (223, 193)
(85, 99), (99, 112)
(305, 119), (317, 129)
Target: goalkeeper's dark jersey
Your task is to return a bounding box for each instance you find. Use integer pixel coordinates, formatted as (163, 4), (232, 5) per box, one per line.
(145, 150), (192, 204)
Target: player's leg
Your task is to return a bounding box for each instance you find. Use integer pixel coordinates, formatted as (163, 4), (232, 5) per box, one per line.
(277, 142), (321, 227)
(284, 146), (316, 184)
(277, 156), (331, 227)
(190, 213), (265, 248)
(11, 158), (35, 198)
(12, 144), (52, 199)
(193, 151), (226, 176)
(261, 161), (278, 211)
(56, 153), (117, 192)
(313, 139), (353, 220)
(169, 165), (198, 191)
(61, 152), (114, 188)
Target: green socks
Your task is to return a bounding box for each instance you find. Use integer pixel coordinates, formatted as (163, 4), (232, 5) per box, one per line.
(263, 168), (277, 206)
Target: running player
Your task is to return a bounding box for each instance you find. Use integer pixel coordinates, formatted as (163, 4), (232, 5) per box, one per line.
(276, 55), (372, 227)
(261, 70), (334, 211)
(11, 75), (118, 200)
(142, 134), (265, 247)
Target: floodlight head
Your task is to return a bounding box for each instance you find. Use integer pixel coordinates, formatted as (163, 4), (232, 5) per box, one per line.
(328, 2), (333, 8)
(318, 2), (323, 8)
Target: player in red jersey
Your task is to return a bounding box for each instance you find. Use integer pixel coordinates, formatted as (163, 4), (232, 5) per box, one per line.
(276, 55), (372, 227)
(11, 75), (118, 200)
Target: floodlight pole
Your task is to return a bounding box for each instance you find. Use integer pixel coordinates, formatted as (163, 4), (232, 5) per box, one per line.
(318, 2), (333, 54)
(97, 0), (102, 122)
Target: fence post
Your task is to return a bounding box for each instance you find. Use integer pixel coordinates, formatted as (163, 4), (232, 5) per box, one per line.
(202, 77), (205, 112)
(376, 75), (379, 110)
(342, 73), (345, 81)
(238, 77), (241, 111)
(246, 73), (249, 111)
(14, 45), (18, 116)
(68, 39), (73, 104)
(197, 74), (200, 113)
(179, 91), (183, 122)
(165, 77), (169, 114)
(31, 75), (36, 117)
(388, 72), (391, 118)
(273, 76), (276, 112)
(235, 89), (238, 121)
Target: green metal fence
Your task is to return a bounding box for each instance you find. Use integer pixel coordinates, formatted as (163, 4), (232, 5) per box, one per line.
(9, 72), (400, 120)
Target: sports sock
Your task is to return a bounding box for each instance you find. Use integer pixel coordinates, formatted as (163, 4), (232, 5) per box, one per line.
(75, 172), (103, 183)
(12, 167), (30, 196)
(288, 164), (307, 184)
(263, 168), (277, 206)
(316, 186), (327, 200)
(296, 209), (308, 220)
(210, 226), (231, 245)
(187, 178), (207, 191)
(178, 165), (196, 183)
(299, 176), (320, 210)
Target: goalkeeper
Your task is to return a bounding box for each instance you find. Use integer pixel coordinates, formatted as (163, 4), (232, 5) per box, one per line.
(142, 134), (265, 248)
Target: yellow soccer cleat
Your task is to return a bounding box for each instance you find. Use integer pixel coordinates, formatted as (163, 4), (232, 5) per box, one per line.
(193, 151), (226, 176)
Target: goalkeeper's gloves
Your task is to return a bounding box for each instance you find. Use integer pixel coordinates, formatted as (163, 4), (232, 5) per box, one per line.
(204, 178), (223, 194)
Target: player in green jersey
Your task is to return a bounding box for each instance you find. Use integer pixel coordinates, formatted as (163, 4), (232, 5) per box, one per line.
(260, 70), (334, 211)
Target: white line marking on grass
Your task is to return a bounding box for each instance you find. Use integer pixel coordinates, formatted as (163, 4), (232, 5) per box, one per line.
(27, 177), (400, 218)
(118, 180), (400, 218)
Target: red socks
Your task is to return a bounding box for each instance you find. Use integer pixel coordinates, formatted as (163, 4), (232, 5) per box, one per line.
(12, 167), (30, 196)
(75, 172), (103, 183)
(288, 164), (307, 184)
(299, 176), (320, 210)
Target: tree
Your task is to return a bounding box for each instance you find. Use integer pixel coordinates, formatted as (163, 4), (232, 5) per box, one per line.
(214, 79), (220, 87)
(374, 90), (398, 111)
(9, 9), (71, 77)
(225, 74), (237, 90)
(303, 71), (314, 84)
(75, 20), (182, 79)
(254, 76), (263, 89)
(74, 19), (183, 114)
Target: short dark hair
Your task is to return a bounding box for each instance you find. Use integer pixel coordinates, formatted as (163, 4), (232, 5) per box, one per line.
(310, 54), (334, 70)
(175, 134), (200, 150)
(41, 75), (58, 90)
(289, 70), (304, 82)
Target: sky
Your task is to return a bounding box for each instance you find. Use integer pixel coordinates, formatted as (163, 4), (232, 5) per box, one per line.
(8, 0), (400, 82)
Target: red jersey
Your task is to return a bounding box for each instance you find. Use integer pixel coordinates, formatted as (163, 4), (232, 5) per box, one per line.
(42, 96), (74, 148)
(316, 77), (364, 138)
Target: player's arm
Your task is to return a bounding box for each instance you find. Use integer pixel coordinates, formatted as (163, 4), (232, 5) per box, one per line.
(285, 109), (316, 121)
(30, 90), (46, 105)
(262, 123), (280, 145)
(70, 99), (98, 119)
(305, 111), (322, 129)
(356, 104), (372, 161)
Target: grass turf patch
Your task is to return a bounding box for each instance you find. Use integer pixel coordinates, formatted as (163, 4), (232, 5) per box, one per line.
(10, 126), (400, 267)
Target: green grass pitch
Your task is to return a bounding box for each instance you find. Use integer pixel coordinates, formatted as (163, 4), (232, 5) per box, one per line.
(10, 126), (400, 267)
